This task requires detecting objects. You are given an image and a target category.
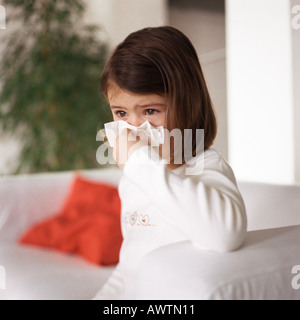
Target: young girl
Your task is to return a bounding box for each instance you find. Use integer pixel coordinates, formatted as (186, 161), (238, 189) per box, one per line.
(94, 26), (247, 299)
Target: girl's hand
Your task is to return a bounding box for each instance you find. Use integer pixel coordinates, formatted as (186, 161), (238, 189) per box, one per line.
(113, 128), (149, 170)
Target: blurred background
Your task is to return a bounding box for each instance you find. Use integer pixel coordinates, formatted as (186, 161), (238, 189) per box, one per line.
(0, 0), (299, 185)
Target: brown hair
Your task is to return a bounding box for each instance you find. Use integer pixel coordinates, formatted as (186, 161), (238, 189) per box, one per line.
(100, 26), (217, 160)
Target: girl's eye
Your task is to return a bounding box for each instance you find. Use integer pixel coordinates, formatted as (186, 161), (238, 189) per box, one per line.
(145, 109), (158, 116)
(115, 111), (128, 118)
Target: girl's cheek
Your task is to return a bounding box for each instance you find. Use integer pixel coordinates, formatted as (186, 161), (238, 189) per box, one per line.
(112, 114), (121, 121)
(148, 113), (166, 127)
(159, 113), (168, 128)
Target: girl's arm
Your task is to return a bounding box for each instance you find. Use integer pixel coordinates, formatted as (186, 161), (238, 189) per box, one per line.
(119, 145), (247, 252)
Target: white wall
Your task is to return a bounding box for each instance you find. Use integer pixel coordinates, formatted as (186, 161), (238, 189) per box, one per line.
(226, 0), (295, 184)
(84, 0), (168, 50)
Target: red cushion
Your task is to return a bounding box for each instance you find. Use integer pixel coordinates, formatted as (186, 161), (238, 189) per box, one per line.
(19, 174), (123, 265)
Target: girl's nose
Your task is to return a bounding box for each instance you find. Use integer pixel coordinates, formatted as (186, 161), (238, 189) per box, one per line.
(127, 115), (144, 127)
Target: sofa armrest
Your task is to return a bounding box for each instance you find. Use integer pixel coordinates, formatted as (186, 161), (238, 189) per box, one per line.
(135, 225), (300, 300)
(0, 167), (122, 242)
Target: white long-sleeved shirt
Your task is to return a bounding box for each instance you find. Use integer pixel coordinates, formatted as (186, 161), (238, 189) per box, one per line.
(93, 146), (247, 299)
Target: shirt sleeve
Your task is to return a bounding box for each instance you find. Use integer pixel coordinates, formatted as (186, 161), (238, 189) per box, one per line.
(120, 146), (247, 252)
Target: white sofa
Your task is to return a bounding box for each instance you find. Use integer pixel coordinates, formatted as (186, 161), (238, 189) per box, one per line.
(0, 167), (300, 300)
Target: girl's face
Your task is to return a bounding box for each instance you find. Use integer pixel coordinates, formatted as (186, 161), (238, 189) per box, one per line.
(107, 84), (167, 128)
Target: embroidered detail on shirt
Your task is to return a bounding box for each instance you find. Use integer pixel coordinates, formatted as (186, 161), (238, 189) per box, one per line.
(139, 215), (149, 226)
(130, 212), (138, 225)
(124, 211), (155, 227)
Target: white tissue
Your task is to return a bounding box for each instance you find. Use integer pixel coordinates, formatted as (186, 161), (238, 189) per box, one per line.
(104, 120), (164, 147)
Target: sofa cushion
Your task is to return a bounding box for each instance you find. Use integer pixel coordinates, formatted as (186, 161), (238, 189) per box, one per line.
(0, 168), (122, 243)
(19, 174), (122, 265)
(0, 244), (114, 300)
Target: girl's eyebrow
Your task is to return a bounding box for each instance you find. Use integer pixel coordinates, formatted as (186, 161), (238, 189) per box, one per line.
(139, 103), (166, 108)
(110, 106), (126, 110)
(110, 103), (166, 109)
